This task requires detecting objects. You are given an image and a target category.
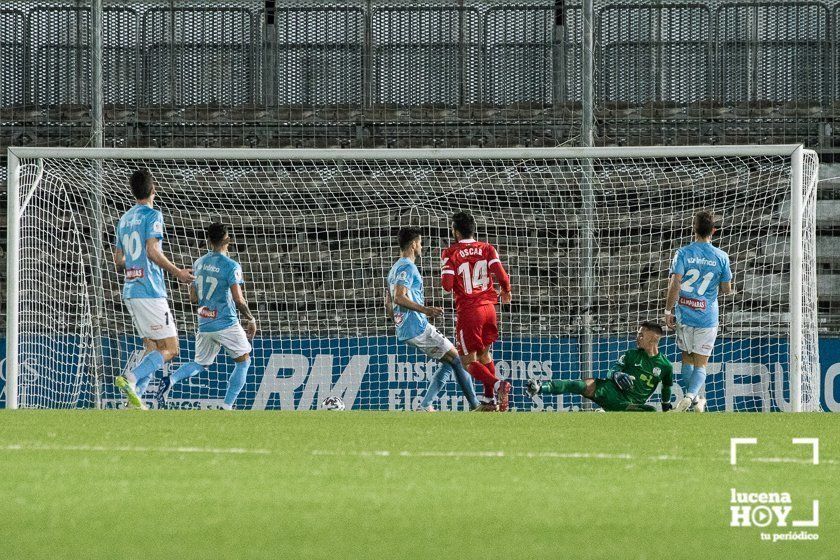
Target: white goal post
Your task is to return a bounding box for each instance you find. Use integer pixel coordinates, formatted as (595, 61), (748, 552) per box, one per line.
(4, 146), (821, 411)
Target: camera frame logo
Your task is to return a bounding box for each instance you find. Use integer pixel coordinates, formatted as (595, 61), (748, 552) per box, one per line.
(729, 437), (820, 543)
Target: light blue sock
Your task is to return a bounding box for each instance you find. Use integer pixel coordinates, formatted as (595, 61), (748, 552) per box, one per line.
(171, 361), (206, 385)
(135, 374), (153, 397)
(421, 363), (452, 408)
(681, 363), (695, 395)
(131, 351), (164, 396)
(448, 357), (479, 409)
(224, 358), (251, 407)
(688, 366), (707, 397)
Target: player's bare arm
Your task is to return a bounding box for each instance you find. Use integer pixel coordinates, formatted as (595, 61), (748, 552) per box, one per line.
(664, 273), (681, 328)
(719, 281), (733, 295)
(188, 283), (199, 305)
(114, 247), (126, 271)
(393, 284), (442, 318)
(384, 289), (393, 318)
(145, 237), (194, 283)
(231, 283), (257, 340)
(491, 260), (512, 303)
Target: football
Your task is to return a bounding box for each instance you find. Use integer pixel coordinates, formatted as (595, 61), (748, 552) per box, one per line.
(322, 396), (345, 411)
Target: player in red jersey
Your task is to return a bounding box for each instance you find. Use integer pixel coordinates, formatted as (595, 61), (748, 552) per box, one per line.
(441, 211), (513, 411)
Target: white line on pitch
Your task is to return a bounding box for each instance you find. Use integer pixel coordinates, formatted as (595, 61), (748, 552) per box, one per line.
(311, 450), (838, 465)
(312, 450), (638, 460)
(0, 443), (271, 455)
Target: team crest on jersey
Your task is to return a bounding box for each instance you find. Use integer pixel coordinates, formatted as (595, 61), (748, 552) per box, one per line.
(679, 296), (707, 310)
(234, 269), (243, 282)
(398, 271), (407, 280)
(198, 307), (218, 319)
(125, 267), (144, 280)
(152, 220), (163, 234)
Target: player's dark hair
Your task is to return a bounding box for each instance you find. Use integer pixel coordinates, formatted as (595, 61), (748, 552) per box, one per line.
(451, 211), (476, 238)
(207, 222), (230, 248)
(130, 169), (154, 200)
(398, 227), (422, 250)
(640, 321), (665, 337)
(693, 210), (716, 238)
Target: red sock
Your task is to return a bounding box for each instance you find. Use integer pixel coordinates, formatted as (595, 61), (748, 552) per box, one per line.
(485, 361), (496, 378)
(468, 361), (497, 398)
(485, 361), (500, 392)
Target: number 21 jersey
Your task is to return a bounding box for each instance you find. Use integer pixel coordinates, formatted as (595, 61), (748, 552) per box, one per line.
(670, 241), (732, 328)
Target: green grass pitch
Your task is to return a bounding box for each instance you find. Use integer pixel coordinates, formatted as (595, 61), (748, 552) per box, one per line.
(0, 411), (836, 560)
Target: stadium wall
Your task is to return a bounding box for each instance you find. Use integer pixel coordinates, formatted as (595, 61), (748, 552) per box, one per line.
(1, 337), (839, 411)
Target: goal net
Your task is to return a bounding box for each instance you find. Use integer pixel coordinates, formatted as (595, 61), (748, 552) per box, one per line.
(4, 147), (821, 412)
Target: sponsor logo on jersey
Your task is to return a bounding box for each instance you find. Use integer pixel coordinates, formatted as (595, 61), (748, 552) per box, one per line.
(152, 220), (163, 234)
(653, 367), (662, 375)
(234, 269), (243, 282)
(393, 313), (404, 326)
(398, 271), (408, 281)
(125, 267), (144, 280)
(679, 296), (707, 310)
(199, 264), (221, 273)
(198, 306), (218, 319)
(122, 217), (142, 227)
(687, 256), (718, 267)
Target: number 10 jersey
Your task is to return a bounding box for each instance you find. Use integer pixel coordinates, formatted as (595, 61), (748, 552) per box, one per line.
(115, 204), (166, 300)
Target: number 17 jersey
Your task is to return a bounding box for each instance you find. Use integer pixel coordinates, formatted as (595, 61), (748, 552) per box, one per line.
(670, 241), (732, 328)
(193, 251), (244, 333)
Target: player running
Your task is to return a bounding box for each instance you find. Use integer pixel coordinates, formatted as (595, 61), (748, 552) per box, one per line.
(441, 211), (512, 412)
(526, 322), (673, 412)
(156, 223), (257, 410)
(113, 169), (194, 409)
(386, 227), (480, 412)
(664, 210), (733, 413)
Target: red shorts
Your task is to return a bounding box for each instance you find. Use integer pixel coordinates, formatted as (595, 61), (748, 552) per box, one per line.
(456, 305), (498, 355)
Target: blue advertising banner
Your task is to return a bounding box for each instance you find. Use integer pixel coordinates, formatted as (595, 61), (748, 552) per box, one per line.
(2, 337), (839, 411)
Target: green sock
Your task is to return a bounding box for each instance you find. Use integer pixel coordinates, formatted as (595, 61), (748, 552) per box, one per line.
(541, 380), (587, 395)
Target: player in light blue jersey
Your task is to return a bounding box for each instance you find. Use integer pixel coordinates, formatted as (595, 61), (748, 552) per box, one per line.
(156, 223), (257, 410)
(113, 169), (194, 409)
(386, 227), (479, 411)
(664, 210), (733, 412)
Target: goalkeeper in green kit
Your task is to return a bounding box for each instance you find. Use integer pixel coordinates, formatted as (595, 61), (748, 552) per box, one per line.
(526, 321), (674, 411)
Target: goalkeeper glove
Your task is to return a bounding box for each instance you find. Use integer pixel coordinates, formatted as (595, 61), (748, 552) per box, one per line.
(611, 371), (635, 392)
(661, 402), (673, 412)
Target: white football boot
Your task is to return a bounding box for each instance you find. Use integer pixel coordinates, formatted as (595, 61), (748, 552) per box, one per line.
(690, 397), (707, 413)
(673, 396), (693, 412)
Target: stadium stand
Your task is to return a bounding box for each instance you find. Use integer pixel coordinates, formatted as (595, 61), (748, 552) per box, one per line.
(1, 0), (839, 332)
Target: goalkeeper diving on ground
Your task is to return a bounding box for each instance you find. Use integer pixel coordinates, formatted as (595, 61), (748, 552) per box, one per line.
(526, 322), (674, 411)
